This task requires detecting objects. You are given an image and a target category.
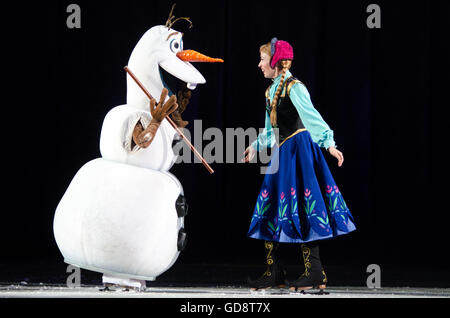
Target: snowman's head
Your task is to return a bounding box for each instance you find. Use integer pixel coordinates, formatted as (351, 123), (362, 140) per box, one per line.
(126, 25), (222, 112)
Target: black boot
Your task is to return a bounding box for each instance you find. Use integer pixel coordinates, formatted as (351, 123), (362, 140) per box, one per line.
(289, 242), (328, 292)
(248, 241), (287, 290)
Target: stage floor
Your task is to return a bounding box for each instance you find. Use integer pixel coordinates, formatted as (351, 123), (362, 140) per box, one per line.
(1, 284), (449, 298)
(2, 260), (449, 300)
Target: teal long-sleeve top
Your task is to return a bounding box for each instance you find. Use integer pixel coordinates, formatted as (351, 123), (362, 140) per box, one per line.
(251, 70), (336, 151)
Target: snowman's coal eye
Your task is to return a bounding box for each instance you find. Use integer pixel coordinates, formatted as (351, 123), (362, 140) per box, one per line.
(170, 39), (181, 53)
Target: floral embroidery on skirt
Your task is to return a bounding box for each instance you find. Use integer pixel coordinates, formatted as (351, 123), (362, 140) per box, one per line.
(247, 131), (356, 243)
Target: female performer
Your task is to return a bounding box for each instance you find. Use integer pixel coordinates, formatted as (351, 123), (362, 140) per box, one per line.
(243, 38), (356, 292)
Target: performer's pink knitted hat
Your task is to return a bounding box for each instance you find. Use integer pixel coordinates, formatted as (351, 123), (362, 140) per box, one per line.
(270, 38), (294, 69)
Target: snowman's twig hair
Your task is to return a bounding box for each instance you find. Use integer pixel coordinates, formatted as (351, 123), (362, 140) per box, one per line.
(165, 4), (193, 30)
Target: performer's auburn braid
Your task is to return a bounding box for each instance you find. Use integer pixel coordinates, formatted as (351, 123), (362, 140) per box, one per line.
(270, 60), (292, 127)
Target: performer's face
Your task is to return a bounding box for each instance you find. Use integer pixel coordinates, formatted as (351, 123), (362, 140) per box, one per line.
(258, 52), (278, 79)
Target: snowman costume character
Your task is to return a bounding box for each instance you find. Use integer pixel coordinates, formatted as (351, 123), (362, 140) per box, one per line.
(54, 12), (223, 290)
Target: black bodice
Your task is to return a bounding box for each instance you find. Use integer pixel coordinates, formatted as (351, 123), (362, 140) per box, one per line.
(266, 76), (305, 145)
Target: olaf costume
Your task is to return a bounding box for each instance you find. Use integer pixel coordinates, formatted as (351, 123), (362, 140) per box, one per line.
(53, 22), (222, 290)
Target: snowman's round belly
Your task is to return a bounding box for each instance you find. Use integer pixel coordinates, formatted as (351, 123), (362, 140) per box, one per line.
(54, 158), (183, 280)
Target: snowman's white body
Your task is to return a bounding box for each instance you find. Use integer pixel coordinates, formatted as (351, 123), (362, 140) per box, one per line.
(54, 25), (205, 284)
(54, 105), (183, 282)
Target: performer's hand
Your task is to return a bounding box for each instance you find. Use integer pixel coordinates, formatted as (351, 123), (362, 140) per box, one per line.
(171, 89), (191, 128)
(150, 88), (178, 123)
(328, 146), (344, 167)
(132, 89), (178, 149)
(242, 146), (256, 163)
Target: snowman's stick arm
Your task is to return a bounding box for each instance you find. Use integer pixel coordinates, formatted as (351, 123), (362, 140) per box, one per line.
(124, 66), (214, 175)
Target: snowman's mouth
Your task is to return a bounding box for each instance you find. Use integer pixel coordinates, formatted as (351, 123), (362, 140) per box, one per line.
(159, 65), (196, 97)
(158, 65), (192, 128)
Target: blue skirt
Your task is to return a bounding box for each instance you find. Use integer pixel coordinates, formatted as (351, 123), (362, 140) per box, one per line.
(247, 130), (356, 243)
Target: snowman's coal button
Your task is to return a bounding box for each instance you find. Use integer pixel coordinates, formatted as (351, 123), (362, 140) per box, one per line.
(175, 194), (188, 217)
(172, 138), (183, 156)
(177, 228), (187, 251)
(176, 194), (188, 217)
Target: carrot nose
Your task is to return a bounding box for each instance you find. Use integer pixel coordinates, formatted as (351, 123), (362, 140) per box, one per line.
(176, 50), (224, 63)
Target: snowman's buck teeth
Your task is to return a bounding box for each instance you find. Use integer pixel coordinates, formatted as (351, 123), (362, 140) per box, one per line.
(187, 83), (197, 90)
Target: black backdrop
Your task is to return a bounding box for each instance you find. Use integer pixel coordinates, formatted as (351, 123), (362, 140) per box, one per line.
(3, 0), (450, 285)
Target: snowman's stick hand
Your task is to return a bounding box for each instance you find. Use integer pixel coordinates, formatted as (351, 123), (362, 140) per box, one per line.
(124, 66), (214, 174)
